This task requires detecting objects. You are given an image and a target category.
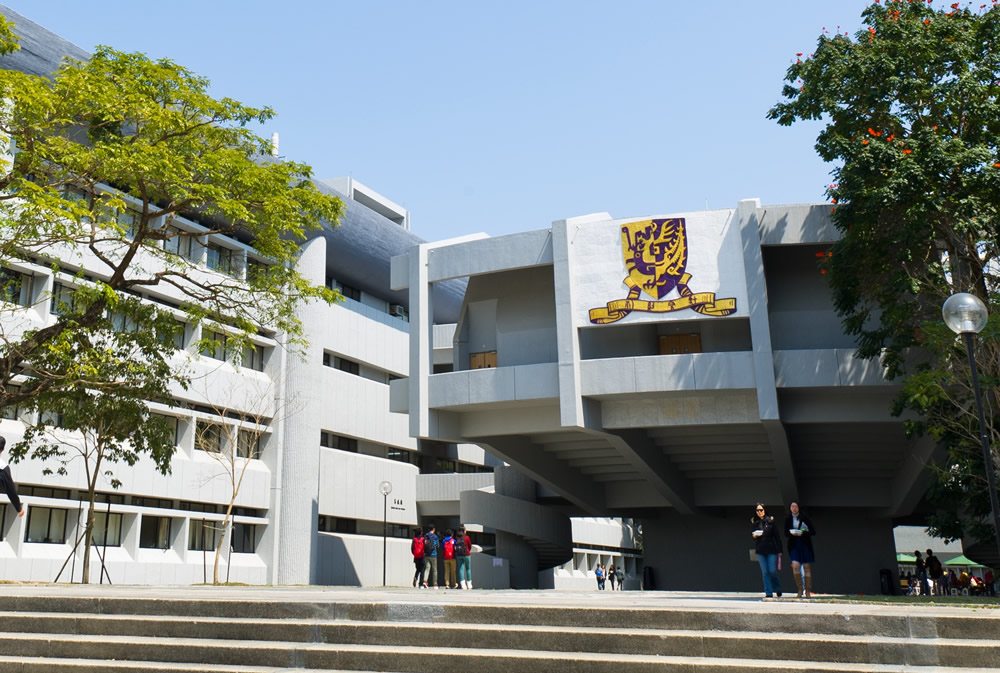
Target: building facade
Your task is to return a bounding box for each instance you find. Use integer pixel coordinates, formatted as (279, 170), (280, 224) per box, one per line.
(0, 5), (640, 589)
(390, 201), (931, 594)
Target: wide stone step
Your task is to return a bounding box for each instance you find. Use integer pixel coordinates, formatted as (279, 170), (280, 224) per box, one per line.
(5, 596), (1000, 641)
(0, 630), (998, 672)
(0, 658), (401, 673)
(2, 641), (1000, 673)
(1, 614), (999, 667)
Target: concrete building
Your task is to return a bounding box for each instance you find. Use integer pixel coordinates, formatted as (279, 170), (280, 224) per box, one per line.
(390, 201), (932, 594)
(0, 6), (639, 589)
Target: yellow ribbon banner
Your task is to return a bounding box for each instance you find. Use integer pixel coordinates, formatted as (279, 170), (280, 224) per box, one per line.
(588, 274), (737, 324)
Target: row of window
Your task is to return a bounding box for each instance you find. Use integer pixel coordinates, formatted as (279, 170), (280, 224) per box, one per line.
(326, 279), (409, 321)
(319, 432), (417, 465)
(2, 503), (257, 553)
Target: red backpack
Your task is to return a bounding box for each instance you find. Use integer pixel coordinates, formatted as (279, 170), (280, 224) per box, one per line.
(412, 535), (425, 559)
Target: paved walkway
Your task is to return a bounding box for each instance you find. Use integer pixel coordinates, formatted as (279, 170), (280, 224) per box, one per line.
(3, 583), (997, 619)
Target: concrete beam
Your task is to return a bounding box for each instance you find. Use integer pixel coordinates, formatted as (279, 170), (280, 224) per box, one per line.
(763, 419), (799, 504)
(473, 435), (606, 515)
(602, 429), (698, 515)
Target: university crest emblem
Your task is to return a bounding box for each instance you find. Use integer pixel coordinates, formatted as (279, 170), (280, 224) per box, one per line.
(588, 218), (737, 324)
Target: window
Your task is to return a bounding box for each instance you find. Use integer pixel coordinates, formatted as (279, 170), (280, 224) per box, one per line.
(25, 507), (68, 544)
(2, 385), (19, 421)
(205, 243), (234, 275)
(163, 226), (194, 260)
(231, 523), (256, 553)
(139, 515), (171, 549)
(237, 429), (261, 459)
(188, 518), (218, 551)
(0, 268), (32, 307)
(152, 414), (180, 446)
(336, 281), (361, 302)
(320, 432), (357, 452)
(91, 511), (123, 547)
(318, 516), (356, 534)
(108, 310), (139, 333)
(158, 321), (185, 350)
(241, 343), (265, 372)
(39, 408), (66, 428)
(181, 501), (219, 513)
(21, 486), (71, 499)
(133, 497), (173, 509)
(322, 352), (359, 375)
(387, 448), (413, 464)
(113, 207), (140, 240)
(195, 421), (224, 453)
(200, 330), (228, 361)
(50, 282), (77, 316)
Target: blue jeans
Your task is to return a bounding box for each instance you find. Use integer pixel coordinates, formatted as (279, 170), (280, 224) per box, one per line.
(757, 553), (781, 597)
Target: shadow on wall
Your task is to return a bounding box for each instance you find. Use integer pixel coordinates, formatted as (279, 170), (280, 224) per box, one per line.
(316, 533), (360, 586)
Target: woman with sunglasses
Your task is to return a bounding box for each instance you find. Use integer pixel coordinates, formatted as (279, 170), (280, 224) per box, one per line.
(751, 503), (782, 599)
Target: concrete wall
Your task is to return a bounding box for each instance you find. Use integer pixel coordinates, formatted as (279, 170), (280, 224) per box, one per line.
(763, 245), (857, 351)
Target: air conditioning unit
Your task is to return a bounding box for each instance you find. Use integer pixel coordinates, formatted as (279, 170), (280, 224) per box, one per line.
(389, 304), (407, 318)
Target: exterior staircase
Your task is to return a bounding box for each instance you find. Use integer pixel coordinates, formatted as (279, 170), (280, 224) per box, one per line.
(0, 588), (998, 672)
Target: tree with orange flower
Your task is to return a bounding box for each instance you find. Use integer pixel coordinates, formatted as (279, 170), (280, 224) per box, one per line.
(769, 0), (1000, 556)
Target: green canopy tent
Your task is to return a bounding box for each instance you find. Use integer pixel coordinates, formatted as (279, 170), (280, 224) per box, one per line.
(942, 554), (986, 569)
(896, 553), (917, 564)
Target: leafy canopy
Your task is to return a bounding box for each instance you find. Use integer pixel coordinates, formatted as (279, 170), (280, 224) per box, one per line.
(768, 0), (1000, 545)
(0, 29), (343, 411)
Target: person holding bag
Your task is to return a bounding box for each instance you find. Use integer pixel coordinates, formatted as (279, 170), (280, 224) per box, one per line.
(751, 502), (782, 600)
(783, 500), (817, 598)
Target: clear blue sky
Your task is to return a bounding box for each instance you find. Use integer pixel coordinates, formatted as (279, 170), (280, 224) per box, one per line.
(2, 1), (876, 241)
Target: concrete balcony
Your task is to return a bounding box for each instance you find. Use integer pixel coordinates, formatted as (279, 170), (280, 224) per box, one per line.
(426, 362), (559, 409)
(580, 351), (756, 396)
(773, 349), (892, 388)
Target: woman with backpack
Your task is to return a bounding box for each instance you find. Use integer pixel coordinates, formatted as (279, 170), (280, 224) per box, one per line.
(442, 529), (457, 589)
(410, 526), (426, 588)
(455, 525), (473, 589)
(595, 563), (605, 590)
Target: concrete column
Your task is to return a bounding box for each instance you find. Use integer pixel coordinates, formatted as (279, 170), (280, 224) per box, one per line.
(275, 236), (326, 585)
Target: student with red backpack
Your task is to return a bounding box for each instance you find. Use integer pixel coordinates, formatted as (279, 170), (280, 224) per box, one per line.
(455, 525), (473, 589)
(410, 526), (426, 588)
(442, 528), (457, 589)
(423, 524), (440, 588)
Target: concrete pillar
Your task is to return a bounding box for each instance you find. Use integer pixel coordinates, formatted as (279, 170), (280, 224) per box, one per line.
(274, 236), (327, 585)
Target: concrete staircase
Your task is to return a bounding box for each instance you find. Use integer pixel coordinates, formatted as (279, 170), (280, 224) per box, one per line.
(0, 591), (998, 672)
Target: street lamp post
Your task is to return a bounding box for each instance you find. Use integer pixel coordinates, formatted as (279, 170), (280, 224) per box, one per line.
(379, 480), (393, 587)
(943, 293), (1000, 563)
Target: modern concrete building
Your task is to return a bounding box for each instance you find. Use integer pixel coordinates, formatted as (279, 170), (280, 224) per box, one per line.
(390, 201), (932, 594)
(0, 6), (640, 589)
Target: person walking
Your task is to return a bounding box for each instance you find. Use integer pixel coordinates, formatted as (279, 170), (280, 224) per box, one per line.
(595, 563), (605, 590)
(442, 528), (457, 589)
(914, 550), (927, 596)
(925, 549), (943, 596)
(608, 563), (617, 590)
(455, 525), (472, 589)
(0, 436), (25, 520)
(424, 524), (440, 589)
(615, 565), (624, 590)
(783, 500), (816, 598)
(410, 526), (426, 588)
(751, 503), (782, 600)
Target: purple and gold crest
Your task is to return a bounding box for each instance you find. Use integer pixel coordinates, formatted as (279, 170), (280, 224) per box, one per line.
(589, 217), (737, 324)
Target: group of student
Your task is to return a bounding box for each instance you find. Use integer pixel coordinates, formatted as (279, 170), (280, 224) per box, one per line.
(410, 524), (473, 589)
(910, 549), (997, 596)
(593, 563), (624, 590)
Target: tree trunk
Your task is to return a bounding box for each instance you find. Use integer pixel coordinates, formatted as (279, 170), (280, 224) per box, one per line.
(81, 491), (96, 584)
(213, 505), (233, 584)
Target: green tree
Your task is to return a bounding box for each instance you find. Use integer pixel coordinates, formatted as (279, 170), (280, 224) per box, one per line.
(0, 18), (343, 413)
(768, 1), (1000, 546)
(12, 305), (180, 581)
